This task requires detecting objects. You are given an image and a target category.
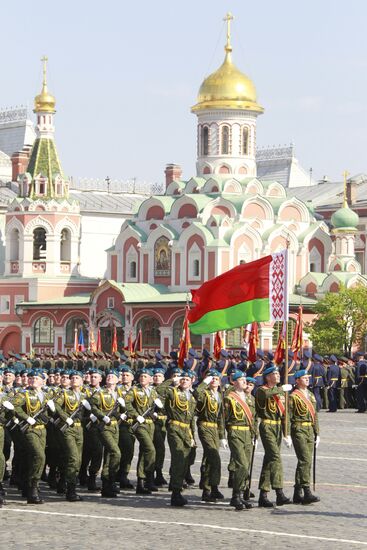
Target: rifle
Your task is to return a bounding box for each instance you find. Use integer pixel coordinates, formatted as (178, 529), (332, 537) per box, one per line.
(248, 435), (257, 493)
(19, 399), (55, 434)
(131, 398), (163, 432)
(86, 396), (125, 431)
(58, 399), (91, 433)
(313, 433), (317, 491)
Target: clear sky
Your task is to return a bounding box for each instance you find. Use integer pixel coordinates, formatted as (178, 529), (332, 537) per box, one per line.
(2, 0), (367, 186)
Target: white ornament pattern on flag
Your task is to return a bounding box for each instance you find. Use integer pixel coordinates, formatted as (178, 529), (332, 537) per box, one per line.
(270, 250), (288, 322)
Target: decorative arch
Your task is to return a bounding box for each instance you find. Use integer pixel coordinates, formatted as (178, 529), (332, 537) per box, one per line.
(218, 164), (231, 174)
(24, 216), (54, 236)
(223, 179), (242, 194)
(54, 217), (79, 238)
(230, 225), (262, 265)
(241, 197), (273, 220)
(5, 216), (24, 236)
(202, 198), (236, 224)
(278, 198), (310, 223)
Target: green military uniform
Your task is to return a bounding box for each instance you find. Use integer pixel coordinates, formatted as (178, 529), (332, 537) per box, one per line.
(195, 381), (224, 498)
(244, 390), (258, 498)
(338, 363), (349, 409)
(117, 384), (135, 488)
(54, 388), (86, 500)
(125, 384), (158, 491)
(0, 392), (10, 501)
(79, 386), (103, 490)
(90, 387), (123, 497)
(165, 385), (196, 498)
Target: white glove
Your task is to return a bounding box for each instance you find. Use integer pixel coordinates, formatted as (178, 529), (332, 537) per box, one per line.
(117, 397), (125, 407)
(252, 439), (258, 449)
(82, 399), (91, 411)
(154, 398), (163, 409)
(13, 418), (19, 425)
(26, 417), (36, 426)
(47, 400), (56, 413)
(3, 400), (14, 410)
(120, 413), (127, 421)
(220, 439), (229, 450)
(102, 416), (111, 424)
(283, 435), (292, 448)
(315, 435), (320, 448)
(203, 376), (213, 385)
(66, 418), (74, 426)
(136, 415), (145, 424)
(282, 384), (293, 392)
(152, 412), (158, 419)
(89, 413), (97, 423)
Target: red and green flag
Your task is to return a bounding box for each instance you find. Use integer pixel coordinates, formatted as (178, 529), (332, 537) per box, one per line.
(188, 252), (288, 335)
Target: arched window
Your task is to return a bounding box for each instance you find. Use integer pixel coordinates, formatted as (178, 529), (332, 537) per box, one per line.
(33, 227), (46, 260)
(221, 126), (230, 155)
(272, 319), (297, 348)
(34, 317), (54, 344)
(201, 126), (209, 156)
(242, 127), (249, 155)
(65, 317), (89, 347)
(154, 236), (171, 277)
(193, 259), (200, 277)
(130, 261), (137, 278)
(137, 317), (161, 347)
(9, 228), (19, 261)
(60, 228), (71, 262)
(172, 316), (202, 348)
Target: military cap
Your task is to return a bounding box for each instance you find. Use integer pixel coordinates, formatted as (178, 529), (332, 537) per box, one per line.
(240, 350), (248, 359)
(295, 369), (311, 379)
(113, 351), (121, 359)
(69, 369), (82, 377)
(106, 368), (120, 377)
(155, 351), (163, 361)
(148, 351), (155, 359)
(153, 366), (166, 375)
(263, 364), (279, 377)
(188, 348), (198, 359)
(329, 354), (338, 363)
(3, 366), (15, 374)
(180, 370), (195, 379)
(88, 367), (103, 376)
(267, 352), (274, 361)
(303, 349), (312, 359)
(207, 368), (221, 377)
(120, 365), (133, 375)
(138, 367), (153, 376)
(256, 350), (265, 359)
(48, 368), (56, 375)
(29, 368), (45, 379)
(202, 349), (212, 359)
(220, 349), (229, 358)
(170, 367), (182, 376)
(60, 369), (70, 376)
(339, 356), (349, 363)
(313, 353), (323, 362)
(120, 352), (128, 361)
(232, 370), (245, 381)
(246, 376), (257, 384)
(170, 351), (178, 360)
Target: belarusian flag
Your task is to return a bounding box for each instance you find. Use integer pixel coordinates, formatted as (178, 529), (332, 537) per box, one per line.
(188, 252), (288, 335)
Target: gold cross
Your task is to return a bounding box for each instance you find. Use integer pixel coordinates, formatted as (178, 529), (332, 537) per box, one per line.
(343, 170), (349, 207)
(41, 55), (48, 86)
(223, 12), (234, 51)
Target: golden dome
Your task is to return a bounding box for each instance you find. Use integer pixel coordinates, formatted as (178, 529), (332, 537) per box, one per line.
(34, 56), (56, 113)
(192, 13), (263, 114)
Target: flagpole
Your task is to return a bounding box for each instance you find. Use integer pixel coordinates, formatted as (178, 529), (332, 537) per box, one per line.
(284, 240), (290, 438)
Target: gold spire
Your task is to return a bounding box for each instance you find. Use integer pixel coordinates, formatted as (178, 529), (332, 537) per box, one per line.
(343, 170), (349, 208)
(34, 55), (56, 113)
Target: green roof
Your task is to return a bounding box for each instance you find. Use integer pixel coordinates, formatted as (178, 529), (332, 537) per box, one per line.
(331, 205), (359, 229)
(19, 294), (91, 307)
(112, 282), (187, 303)
(289, 293), (317, 307)
(27, 137), (66, 199)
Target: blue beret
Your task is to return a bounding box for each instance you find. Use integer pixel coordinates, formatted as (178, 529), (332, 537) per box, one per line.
(153, 367), (165, 375)
(207, 368), (221, 377)
(246, 376), (257, 384)
(263, 364), (279, 377)
(180, 370), (195, 379)
(69, 369), (83, 378)
(105, 368), (120, 377)
(3, 367), (15, 374)
(170, 367), (182, 375)
(232, 370), (245, 381)
(28, 368), (45, 379)
(120, 366), (133, 375)
(138, 368), (153, 377)
(295, 369), (311, 379)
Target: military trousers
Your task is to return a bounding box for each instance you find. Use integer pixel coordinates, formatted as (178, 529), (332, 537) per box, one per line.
(153, 418), (166, 472)
(328, 386), (338, 412)
(81, 426), (103, 476)
(291, 424), (315, 487)
(312, 387), (323, 412)
(61, 423), (84, 484)
(167, 424), (193, 490)
(118, 423), (135, 476)
(258, 422), (283, 491)
(99, 422), (121, 481)
(0, 426), (5, 481)
(135, 422), (156, 479)
(198, 425), (221, 489)
(227, 427), (252, 492)
(23, 426), (47, 484)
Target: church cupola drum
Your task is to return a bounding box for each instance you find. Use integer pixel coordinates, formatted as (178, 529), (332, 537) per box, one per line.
(191, 13), (264, 178)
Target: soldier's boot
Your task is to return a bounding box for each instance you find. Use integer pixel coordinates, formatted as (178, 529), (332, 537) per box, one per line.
(87, 474), (99, 492)
(101, 479), (117, 498)
(40, 465), (48, 482)
(47, 467), (58, 489)
(56, 476), (66, 495)
(230, 492), (244, 511)
(120, 473), (134, 489)
(227, 471), (234, 488)
(210, 486), (224, 500)
(302, 486), (320, 505)
(275, 488), (291, 506)
(185, 468), (195, 486)
(154, 469), (168, 487)
(0, 482), (6, 496)
(136, 477), (151, 495)
(145, 472), (158, 493)
(78, 467), (88, 487)
(3, 468), (10, 480)
(0, 494), (5, 507)
(171, 489), (187, 507)
(243, 488), (255, 501)
(27, 482), (44, 505)
(293, 485), (304, 504)
(111, 482), (120, 495)
(66, 483), (83, 502)
(199, 464), (205, 490)
(201, 489), (216, 502)
(258, 490), (274, 508)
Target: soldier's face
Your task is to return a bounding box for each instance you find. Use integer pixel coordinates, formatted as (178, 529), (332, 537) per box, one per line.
(209, 376), (220, 389)
(4, 373), (14, 384)
(71, 375), (83, 388)
(245, 382), (254, 393)
(106, 374), (118, 386)
(122, 373), (133, 385)
(153, 373), (164, 385)
(179, 376), (191, 390)
(61, 375), (70, 387)
(55, 374), (61, 384)
(21, 374), (28, 386)
(48, 374), (55, 385)
(30, 375), (44, 389)
(233, 377), (247, 391)
(139, 374), (151, 387)
(90, 373), (102, 387)
(296, 375), (310, 389)
(171, 374), (180, 386)
(84, 374), (91, 384)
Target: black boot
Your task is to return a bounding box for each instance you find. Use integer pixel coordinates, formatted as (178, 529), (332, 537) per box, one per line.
(230, 492), (244, 511)
(136, 477), (151, 495)
(56, 476), (66, 495)
(0, 482), (6, 496)
(47, 467), (58, 489)
(78, 468), (88, 487)
(276, 488), (291, 506)
(302, 486), (320, 504)
(293, 485), (304, 504)
(87, 474), (99, 492)
(27, 482), (44, 504)
(145, 472), (158, 492)
(227, 471), (234, 488)
(210, 486), (224, 500)
(258, 489), (274, 508)
(199, 463), (205, 490)
(243, 487), (255, 500)
(101, 479), (117, 498)
(171, 489), (187, 507)
(120, 473), (134, 489)
(66, 482), (83, 502)
(0, 494), (5, 507)
(185, 468), (195, 486)
(154, 469), (168, 487)
(201, 489), (216, 502)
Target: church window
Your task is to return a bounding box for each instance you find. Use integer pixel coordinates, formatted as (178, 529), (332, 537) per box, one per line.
(130, 261), (137, 279)
(34, 316), (54, 345)
(65, 317), (89, 347)
(60, 228), (71, 262)
(56, 182), (63, 196)
(107, 297), (115, 309)
(189, 243), (201, 280)
(9, 228), (19, 261)
(221, 126), (230, 154)
(137, 317), (160, 347)
(154, 236), (171, 277)
(33, 227), (46, 260)
(242, 127), (249, 155)
(193, 259), (200, 277)
(201, 126), (209, 156)
(0, 296), (10, 314)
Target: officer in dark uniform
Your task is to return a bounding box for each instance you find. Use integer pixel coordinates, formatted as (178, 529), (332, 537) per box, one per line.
(355, 360), (367, 413)
(310, 354), (326, 411)
(327, 354), (341, 412)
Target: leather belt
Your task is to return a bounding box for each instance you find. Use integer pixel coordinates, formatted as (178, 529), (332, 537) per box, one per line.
(228, 425), (249, 431)
(294, 421), (312, 426)
(170, 420), (190, 428)
(262, 419), (281, 425)
(199, 421), (218, 428)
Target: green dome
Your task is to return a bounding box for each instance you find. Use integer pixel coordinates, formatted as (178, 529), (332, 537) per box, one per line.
(331, 205), (359, 230)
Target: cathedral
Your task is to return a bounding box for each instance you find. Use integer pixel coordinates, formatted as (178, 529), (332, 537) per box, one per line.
(0, 15), (364, 355)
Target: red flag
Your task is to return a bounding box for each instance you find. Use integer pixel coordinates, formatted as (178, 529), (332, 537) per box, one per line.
(133, 328), (142, 353)
(248, 322), (259, 363)
(96, 328), (101, 352)
(274, 321), (286, 365)
(73, 324), (78, 352)
(111, 325), (118, 353)
(213, 331), (223, 360)
(89, 328), (97, 352)
(127, 331), (133, 354)
(291, 306), (303, 361)
(178, 306), (191, 368)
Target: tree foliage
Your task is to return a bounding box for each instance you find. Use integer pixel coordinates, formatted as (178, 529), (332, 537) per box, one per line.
(306, 285), (367, 355)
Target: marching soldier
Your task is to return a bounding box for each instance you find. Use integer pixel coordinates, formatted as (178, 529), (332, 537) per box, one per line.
(327, 355), (340, 412)
(310, 354), (326, 411)
(289, 370), (320, 504)
(117, 365), (136, 489)
(243, 376), (258, 501)
(152, 366), (168, 487)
